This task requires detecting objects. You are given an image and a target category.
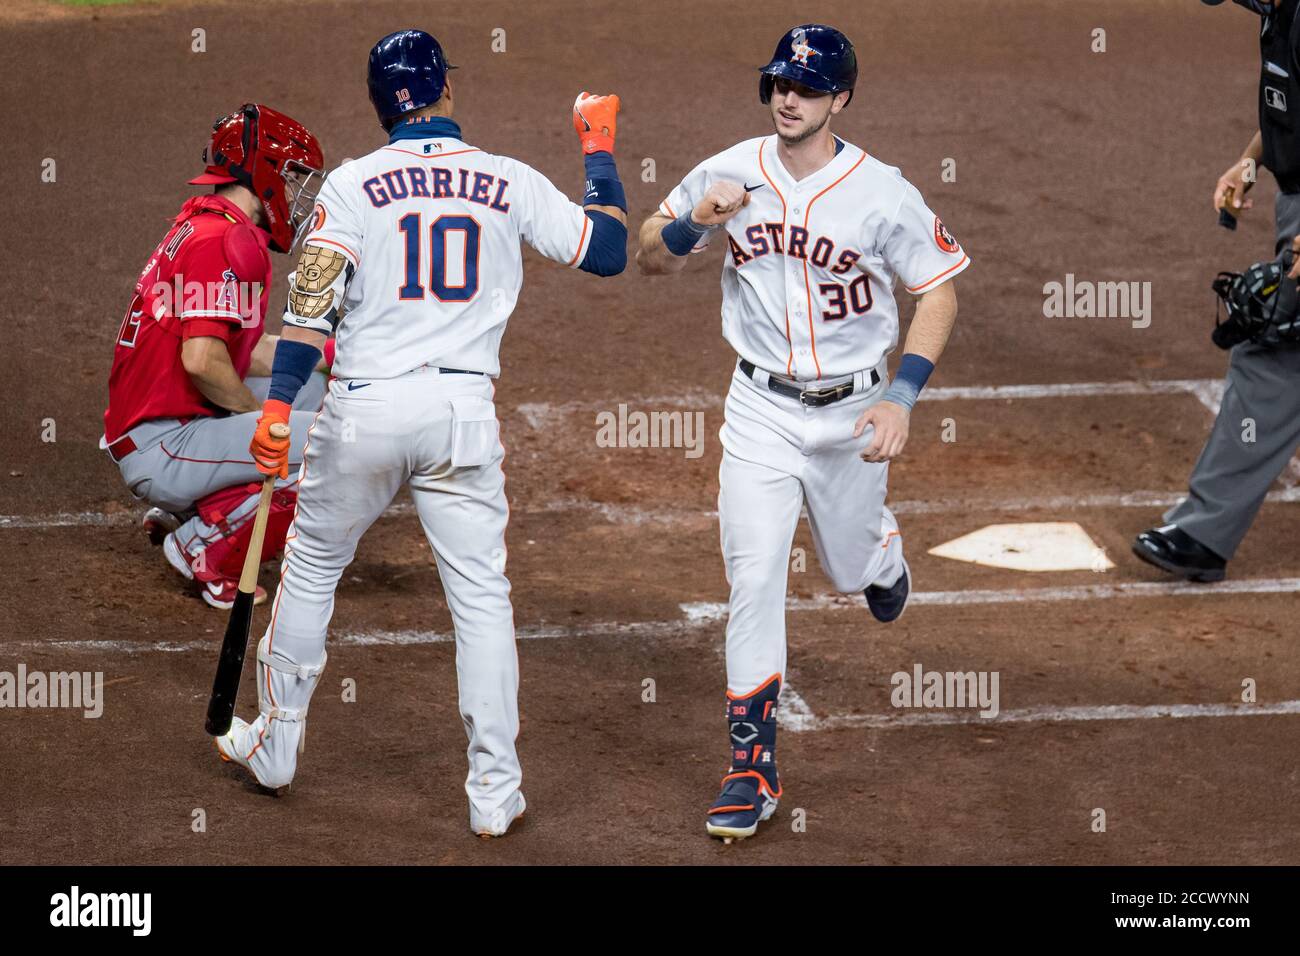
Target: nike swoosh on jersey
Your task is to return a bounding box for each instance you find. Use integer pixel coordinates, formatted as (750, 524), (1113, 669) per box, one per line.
(346, 381), (372, 391)
(744, 183), (766, 192)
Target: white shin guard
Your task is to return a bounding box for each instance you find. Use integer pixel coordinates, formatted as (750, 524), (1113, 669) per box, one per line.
(225, 637), (327, 790)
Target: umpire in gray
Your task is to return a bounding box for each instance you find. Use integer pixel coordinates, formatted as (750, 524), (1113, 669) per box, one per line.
(1136, 0), (1300, 581)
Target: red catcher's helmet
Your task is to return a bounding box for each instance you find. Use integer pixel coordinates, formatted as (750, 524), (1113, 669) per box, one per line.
(189, 103), (325, 253)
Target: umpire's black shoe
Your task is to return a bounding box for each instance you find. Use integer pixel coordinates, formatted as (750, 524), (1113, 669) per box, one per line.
(1132, 524), (1227, 583)
(865, 560), (911, 623)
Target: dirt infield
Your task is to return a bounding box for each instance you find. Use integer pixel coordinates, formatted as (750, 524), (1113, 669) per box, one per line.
(3, 0), (1298, 865)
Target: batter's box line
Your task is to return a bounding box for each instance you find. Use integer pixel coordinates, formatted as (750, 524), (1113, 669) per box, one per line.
(9, 577), (1300, 658)
(778, 698), (1300, 733)
(12, 485), (1300, 533)
(509, 377), (1227, 431)
(680, 577), (1300, 623)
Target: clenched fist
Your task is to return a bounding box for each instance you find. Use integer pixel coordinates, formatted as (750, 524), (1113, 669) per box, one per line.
(691, 181), (752, 227)
(1214, 158), (1255, 218)
(574, 92), (620, 155)
(854, 401), (910, 463)
(250, 400), (293, 478)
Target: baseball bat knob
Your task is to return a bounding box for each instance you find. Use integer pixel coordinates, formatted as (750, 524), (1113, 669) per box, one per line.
(269, 422), (291, 439)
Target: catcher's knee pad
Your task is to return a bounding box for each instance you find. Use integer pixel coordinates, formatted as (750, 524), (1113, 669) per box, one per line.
(244, 637), (327, 788)
(193, 483), (298, 583)
(721, 674), (782, 797)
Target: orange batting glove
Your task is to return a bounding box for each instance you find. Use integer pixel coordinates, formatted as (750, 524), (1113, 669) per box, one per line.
(573, 92), (619, 155)
(250, 400), (292, 478)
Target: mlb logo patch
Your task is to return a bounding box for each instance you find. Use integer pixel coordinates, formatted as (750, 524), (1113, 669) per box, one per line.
(1266, 86), (1287, 112)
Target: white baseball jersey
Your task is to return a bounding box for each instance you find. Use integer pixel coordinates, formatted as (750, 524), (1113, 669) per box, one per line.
(300, 132), (595, 379)
(660, 135), (969, 381)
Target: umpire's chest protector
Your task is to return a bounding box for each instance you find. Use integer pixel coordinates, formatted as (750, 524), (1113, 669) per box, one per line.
(1260, 0), (1300, 192)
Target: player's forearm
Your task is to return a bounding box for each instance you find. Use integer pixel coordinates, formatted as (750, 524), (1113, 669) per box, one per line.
(247, 334), (279, 378)
(587, 203), (626, 225)
(249, 332), (331, 378)
(182, 338), (260, 414)
(636, 214), (690, 275)
(258, 326), (329, 412)
(879, 281), (957, 413)
(281, 325), (329, 351)
(1242, 130), (1263, 164)
(901, 280), (958, 365)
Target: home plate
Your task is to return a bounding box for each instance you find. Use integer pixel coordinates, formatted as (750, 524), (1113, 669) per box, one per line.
(928, 522), (1115, 572)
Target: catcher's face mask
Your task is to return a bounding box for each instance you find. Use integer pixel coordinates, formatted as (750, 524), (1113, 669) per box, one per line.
(1212, 249), (1300, 349)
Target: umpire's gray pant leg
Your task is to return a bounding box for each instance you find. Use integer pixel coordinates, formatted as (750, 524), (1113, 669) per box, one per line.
(1165, 342), (1300, 557)
(1165, 189), (1300, 558)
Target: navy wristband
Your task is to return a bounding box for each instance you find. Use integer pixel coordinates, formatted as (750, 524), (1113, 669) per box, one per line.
(583, 151), (626, 212)
(662, 212), (707, 256)
(882, 353), (934, 411)
(268, 339), (322, 405)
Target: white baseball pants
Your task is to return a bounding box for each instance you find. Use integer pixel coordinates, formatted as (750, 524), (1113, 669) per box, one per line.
(718, 362), (905, 695)
(250, 365), (523, 834)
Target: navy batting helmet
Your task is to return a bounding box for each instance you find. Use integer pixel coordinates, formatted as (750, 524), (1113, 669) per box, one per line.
(367, 29), (457, 131)
(759, 24), (858, 106)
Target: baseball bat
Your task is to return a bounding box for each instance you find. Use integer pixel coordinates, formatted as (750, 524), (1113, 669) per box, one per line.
(204, 421), (291, 737)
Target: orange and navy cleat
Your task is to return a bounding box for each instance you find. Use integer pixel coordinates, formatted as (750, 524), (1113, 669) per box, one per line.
(707, 675), (783, 843)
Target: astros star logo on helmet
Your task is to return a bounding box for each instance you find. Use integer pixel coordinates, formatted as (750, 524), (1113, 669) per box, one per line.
(785, 27), (816, 65)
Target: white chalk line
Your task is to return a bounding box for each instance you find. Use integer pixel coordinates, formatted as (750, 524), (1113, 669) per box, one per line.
(11, 621), (1297, 735)
(2, 616), (694, 657)
(785, 699), (1300, 733)
(514, 377), (1227, 429)
(682, 577), (1300, 622)
(10, 375), (1299, 530)
(10, 486), (1300, 533)
(15, 574), (1300, 661)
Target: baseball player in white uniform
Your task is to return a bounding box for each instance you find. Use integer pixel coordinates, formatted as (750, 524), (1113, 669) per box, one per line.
(637, 24), (968, 842)
(214, 30), (629, 838)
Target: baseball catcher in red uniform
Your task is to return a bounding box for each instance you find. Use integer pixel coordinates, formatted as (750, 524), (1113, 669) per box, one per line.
(103, 103), (330, 608)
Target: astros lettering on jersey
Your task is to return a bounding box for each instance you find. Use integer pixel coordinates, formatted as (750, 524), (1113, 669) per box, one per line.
(659, 135), (969, 380)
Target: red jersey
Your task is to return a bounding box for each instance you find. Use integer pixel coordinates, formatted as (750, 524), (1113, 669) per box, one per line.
(104, 194), (272, 443)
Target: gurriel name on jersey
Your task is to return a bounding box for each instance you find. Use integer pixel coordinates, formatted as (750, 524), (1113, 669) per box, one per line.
(363, 165), (512, 213)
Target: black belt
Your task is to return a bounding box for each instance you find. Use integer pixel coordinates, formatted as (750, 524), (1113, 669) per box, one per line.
(739, 359), (877, 407)
(439, 367), (482, 375)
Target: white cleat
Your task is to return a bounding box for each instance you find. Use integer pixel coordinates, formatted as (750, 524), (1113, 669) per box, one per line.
(214, 716), (293, 796)
(162, 531), (194, 580)
(471, 792), (527, 839)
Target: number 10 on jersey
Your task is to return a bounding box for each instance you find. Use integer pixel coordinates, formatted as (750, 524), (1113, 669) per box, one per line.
(398, 213), (481, 302)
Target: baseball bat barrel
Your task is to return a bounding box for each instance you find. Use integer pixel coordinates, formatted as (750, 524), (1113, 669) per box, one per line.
(204, 420), (292, 737)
